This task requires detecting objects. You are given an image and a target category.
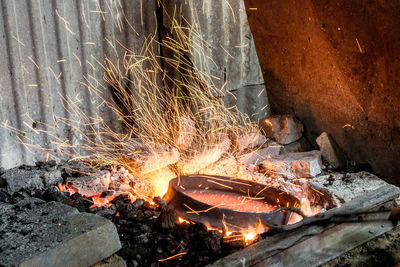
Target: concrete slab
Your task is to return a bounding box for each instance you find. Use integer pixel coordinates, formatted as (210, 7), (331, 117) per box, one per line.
(0, 201), (121, 267)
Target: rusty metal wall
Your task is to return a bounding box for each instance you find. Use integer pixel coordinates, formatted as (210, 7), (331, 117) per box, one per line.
(166, 0), (270, 122)
(0, 0), (157, 169)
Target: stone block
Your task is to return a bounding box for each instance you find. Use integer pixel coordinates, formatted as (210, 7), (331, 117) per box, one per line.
(238, 141), (282, 165)
(316, 132), (345, 168)
(259, 150), (323, 178)
(199, 154), (238, 177)
(231, 129), (267, 151)
(0, 201), (121, 267)
(258, 115), (304, 145)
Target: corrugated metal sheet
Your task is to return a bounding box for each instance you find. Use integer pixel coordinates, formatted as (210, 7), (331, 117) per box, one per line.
(169, 0), (270, 121)
(0, 0), (157, 169)
(0, 0), (269, 169)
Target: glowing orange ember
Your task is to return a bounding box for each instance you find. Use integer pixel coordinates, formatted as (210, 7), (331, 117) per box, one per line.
(90, 194), (116, 208)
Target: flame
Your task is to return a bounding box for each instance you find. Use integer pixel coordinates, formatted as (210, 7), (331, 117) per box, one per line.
(56, 184), (77, 195)
(177, 217), (192, 224)
(145, 168), (176, 197)
(242, 232), (258, 243)
(90, 194), (116, 208)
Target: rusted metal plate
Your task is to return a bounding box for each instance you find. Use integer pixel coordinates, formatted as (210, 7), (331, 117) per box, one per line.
(164, 174), (300, 231)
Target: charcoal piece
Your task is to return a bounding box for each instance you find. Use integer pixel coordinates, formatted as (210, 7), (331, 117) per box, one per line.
(67, 193), (93, 211)
(133, 234), (149, 244)
(42, 170), (62, 187)
(11, 191), (30, 204)
(132, 199), (145, 209)
(96, 206), (117, 218)
(41, 187), (69, 202)
(100, 190), (115, 198)
(2, 167), (44, 194)
(154, 197), (167, 208)
(0, 188), (11, 203)
(0, 175), (6, 188)
(156, 204), (176, 229)
(15, 197), (45, 210)
(204, 230), (222, 253)
(143, 201), (157, 211)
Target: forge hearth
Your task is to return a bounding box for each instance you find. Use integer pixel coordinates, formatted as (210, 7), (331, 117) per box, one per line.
(1, 156), (400, 267)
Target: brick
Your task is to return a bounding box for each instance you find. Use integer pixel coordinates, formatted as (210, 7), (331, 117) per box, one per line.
(238, 141), (282, 165)
(258, 115), (304, 145)
(316, 132), (345, 168)
(259, 150), (323, 178)
(231, 129), (267, 151)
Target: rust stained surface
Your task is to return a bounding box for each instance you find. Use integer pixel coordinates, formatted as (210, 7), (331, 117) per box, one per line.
(244, 0), (400, 181)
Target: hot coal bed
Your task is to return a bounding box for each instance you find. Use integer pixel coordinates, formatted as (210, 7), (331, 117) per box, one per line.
(1, 129), (400, 267)
(0, 161), (238, 267)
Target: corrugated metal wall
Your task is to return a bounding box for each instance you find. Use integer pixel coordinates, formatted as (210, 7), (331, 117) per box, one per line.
(0, 0), (269, 169)
(0, 0), (158, 169)
(168, 0), (270, 121)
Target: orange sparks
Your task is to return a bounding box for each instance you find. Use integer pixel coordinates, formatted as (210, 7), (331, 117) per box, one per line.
(158, 252), (187, 262)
